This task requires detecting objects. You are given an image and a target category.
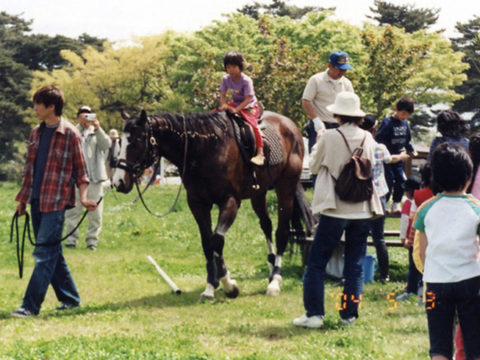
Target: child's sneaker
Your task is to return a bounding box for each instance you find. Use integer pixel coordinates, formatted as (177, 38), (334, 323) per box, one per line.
(250, 154), (265, 166)
(396, 292), (414, 301)
(391, 202), (401, 214)
(11, 308), (35, 318)
(293, 313), (324, 328)
(341, 316), (356, 325)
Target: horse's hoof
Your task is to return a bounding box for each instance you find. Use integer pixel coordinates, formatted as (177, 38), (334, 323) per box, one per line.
(200, 283), (215, 301)
(225, 284), (239, 299)
(266, 274), (282, 296)
(199, 293), (215, 302)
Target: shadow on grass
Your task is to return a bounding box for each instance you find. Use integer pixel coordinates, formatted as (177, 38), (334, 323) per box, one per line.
(0, 289), (206, 320)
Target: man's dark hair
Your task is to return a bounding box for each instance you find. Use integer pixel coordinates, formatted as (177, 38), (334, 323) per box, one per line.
(431, 143), (473, 192)
(224, 51), (245, 71)
(395, 97), (414, 114)
(33, 85), (64, 116)
(334, 114), (364, 125)
(360, 114), (377, 132)
(404, 176), (420, 193)
(436, 110), (468, 139)
(420, 163), (432, 188)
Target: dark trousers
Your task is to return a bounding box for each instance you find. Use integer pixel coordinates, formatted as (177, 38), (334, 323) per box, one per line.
(303, 215), (370, 320)
(426, 276), (480, 360)
(385, 162), (405, 203)
(370, 196), (389, 279)
(407, 247), (422, 294)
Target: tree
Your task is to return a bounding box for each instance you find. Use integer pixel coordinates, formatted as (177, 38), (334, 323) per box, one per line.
(0, 11), (107, 179)
(367, 0), (440, 33)
(29, 12), (467, 140)
(238, 0), (333, 20)
(0, 12), (32, 177)
(451, 17), (480, 127)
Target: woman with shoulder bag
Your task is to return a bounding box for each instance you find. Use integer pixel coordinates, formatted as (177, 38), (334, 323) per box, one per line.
(293, 91), (383, 328)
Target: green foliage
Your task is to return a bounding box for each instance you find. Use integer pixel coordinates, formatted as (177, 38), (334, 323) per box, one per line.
(0, 11), (106, 177)
(0, 182), (428, 359)
(452, 16), (480, 129)
(238, 0), (333, 20)
(367, 0), (440, 33)
(27, 11), (466, 134)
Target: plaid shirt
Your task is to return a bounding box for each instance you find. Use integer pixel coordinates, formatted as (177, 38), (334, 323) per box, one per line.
(373, 143), (391, 197)
(15, 118), (90, 213)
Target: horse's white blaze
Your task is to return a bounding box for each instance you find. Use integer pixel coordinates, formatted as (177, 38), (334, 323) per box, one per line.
(220, 272), (237, 293)
(200, 283), (216, 300)
(266, 274), (282, 296)
(112, 132), (130, 187)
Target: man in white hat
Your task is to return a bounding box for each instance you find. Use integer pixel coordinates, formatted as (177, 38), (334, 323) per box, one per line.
(64, 106), (111, 250)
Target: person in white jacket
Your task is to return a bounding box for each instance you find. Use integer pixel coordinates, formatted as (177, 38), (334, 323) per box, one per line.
(65, 106), (111, 250)
(293, 92), (383, 328)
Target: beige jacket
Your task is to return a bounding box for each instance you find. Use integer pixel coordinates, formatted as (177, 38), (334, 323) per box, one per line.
(309, 123), (383, 218)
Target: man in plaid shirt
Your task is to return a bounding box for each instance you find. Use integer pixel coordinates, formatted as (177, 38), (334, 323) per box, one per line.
(12, 85), (98, 318)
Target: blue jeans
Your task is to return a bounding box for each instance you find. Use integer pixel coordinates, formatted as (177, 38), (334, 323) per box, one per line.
(21, 200), (80, 314)
(384, 162), (405, 203)
(426, 276), (480, 360)
(303, 215), (370, 319)
(370, 196), (389, 279)
(407, 247), (422, 294)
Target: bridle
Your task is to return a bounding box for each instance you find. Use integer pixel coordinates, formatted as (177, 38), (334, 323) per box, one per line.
(115, 117), (161, 181)
(115, 114), (188, 218)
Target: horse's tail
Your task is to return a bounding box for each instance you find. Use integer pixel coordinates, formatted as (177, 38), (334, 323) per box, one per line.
(291, 182), (317, 236)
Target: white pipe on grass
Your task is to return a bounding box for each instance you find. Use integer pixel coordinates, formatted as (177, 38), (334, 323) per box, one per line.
(147, 255), (181, 295)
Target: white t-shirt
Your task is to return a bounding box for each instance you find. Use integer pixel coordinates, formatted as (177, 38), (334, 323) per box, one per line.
(414, 194), (480, 283)
(302, 70), (354, 124)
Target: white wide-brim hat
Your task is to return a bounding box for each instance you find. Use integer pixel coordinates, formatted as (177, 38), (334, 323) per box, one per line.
(326, 91), (366, 117)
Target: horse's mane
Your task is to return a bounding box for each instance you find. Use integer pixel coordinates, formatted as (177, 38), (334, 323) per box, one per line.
(151, 111), (230, 140)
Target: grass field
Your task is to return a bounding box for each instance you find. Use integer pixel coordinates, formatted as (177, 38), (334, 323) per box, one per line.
(0, 181), (429, 359)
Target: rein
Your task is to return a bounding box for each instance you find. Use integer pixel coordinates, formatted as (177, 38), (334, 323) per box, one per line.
(10, 197), (103, 278)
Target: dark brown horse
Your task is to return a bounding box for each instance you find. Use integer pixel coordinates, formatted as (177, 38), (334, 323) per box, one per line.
(113, 109), (306, 299)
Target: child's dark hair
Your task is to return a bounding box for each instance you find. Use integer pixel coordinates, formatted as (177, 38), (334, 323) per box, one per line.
(224, 51), (244, 71)
(359, 114), (377, 132)
(404, 176), (421, 194)
(431, 143), (472, 192)
(33, 85), (64, 116)
(334, 114), (364, 125)
(419, 163), (432, 188)
(395, 97), (414, 114)
(436, 110), (468, 139)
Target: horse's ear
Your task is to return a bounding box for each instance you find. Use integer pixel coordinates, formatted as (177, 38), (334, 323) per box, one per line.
(120, 110), (130, 121)
(138, 110), (148, 125)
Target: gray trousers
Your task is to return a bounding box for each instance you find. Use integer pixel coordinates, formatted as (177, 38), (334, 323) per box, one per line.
(64, 182), (104, 248)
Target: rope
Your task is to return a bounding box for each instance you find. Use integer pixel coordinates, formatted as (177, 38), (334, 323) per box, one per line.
(9, 197), (103, 279)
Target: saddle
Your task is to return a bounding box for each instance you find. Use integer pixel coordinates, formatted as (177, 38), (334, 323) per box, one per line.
(228, 110), (283, 167)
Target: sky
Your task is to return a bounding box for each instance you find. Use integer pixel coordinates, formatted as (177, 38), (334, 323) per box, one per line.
(2, 0), (479, 42)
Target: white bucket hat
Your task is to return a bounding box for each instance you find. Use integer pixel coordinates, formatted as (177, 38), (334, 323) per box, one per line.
(326, 91), (365, 117)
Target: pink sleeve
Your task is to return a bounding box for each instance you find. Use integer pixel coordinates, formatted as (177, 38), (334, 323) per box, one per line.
(472, 169), (480, 199)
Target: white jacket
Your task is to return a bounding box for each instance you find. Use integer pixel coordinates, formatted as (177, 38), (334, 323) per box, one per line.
(78, 124), (112, 183)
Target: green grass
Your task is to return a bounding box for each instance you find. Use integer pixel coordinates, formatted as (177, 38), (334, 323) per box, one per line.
(0, 181), (428, 359)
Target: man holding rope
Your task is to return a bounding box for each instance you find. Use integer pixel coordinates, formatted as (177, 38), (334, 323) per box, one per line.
(12, 85), (97, 318)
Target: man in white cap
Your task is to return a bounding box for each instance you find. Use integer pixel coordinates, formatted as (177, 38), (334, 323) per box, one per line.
(64, 106), (111, 250)
(302, 51), (355, 152)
